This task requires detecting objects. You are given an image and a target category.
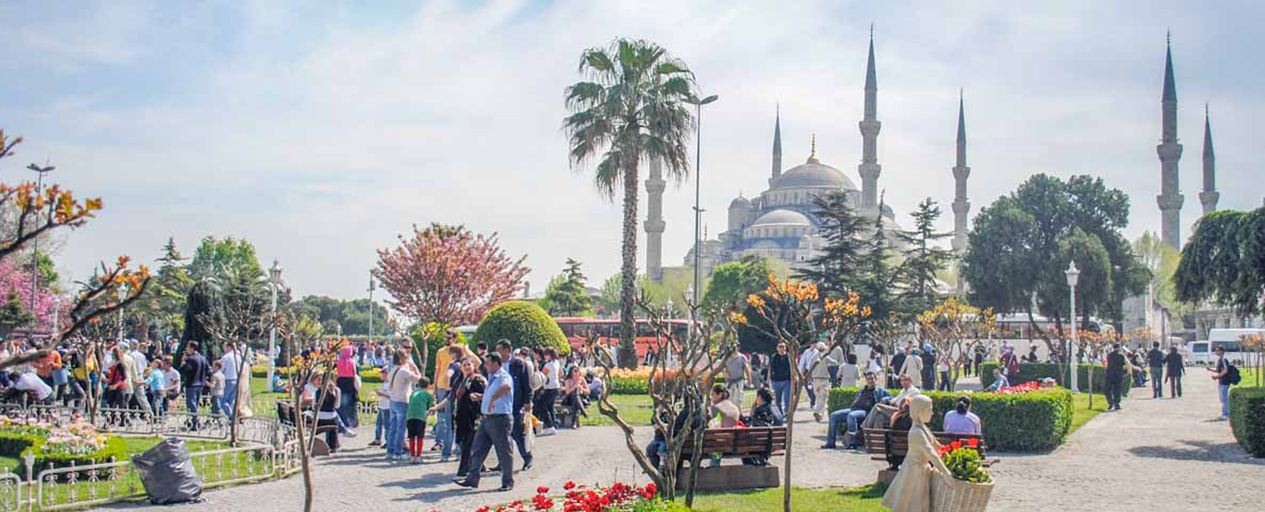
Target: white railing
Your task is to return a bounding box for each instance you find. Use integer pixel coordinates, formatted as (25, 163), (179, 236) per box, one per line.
(0, 472), (20, 512)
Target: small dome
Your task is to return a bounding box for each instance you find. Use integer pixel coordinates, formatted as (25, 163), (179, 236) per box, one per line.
(773, 161), (857, 190)
(729, 196), (752, 209)
(750, 209), (811, 227)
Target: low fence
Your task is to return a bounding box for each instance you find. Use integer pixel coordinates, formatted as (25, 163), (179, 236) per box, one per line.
(0, 405), (302, 512)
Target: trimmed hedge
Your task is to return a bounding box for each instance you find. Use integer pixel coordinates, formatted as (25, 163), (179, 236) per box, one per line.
(979, 362), (1132, 396)
(828, 386), (1074, 452)
(473, 301), (571, 356)
(0, 430), (128, 479)
(1230, 387), (1265, 457)
(251, 365), (384, 383)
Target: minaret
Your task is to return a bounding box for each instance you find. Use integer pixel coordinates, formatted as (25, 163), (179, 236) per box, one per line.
(1156, 32), (1184, 249)
(858, 24), (883, 216)
(952, 91), (971, 295)
(1199, 104), (1219, 215)
(951, 90), (970, 255)
(769, 106), (783, 187)
(644, 157), (666, 282)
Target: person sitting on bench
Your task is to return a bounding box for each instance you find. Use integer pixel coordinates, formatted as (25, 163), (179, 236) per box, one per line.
(740, 387), (783, 466)
(823, 371), (892, 450)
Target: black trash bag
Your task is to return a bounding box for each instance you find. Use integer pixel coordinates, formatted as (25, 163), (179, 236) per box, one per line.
(132, 437), (203, 504)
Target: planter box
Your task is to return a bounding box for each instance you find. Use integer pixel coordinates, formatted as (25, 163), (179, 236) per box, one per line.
(675, 464), (779, 492)
(931, 475), (993, 512)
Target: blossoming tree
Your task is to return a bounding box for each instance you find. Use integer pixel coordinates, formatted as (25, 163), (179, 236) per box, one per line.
(373, 223), (528, 371)
(918, 297), (996, 391)
(737, 276), (870, 512)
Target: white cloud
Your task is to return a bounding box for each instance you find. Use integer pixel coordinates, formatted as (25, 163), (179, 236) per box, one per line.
(3, 0), (1262, 303)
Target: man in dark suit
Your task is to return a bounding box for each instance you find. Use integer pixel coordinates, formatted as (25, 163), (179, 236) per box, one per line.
(1163, 346), (1184, 398)
(1146, 342), (1166, 398)
(493, 340), (534, 471)
(1104, 344), (1127, 411)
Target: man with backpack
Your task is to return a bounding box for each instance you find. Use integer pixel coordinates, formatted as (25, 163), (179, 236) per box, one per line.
(1207, 345), (1240, 420)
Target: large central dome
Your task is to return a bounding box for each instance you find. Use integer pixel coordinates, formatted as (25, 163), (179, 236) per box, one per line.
(773, 160), (857, 190)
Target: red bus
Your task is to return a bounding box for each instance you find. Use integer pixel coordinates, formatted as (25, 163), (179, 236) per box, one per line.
(553, 317), (691, 358)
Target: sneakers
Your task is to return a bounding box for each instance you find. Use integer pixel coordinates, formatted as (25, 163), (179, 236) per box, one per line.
(813, 412), (823, 422)
(368, 440), (382, 446)
(344, 428), (358, 438)
(410, 456), (421, 464)
(540, 427), (557, 436)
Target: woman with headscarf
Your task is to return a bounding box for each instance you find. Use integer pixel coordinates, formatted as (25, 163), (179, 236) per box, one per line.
(882, 394), (952, 512)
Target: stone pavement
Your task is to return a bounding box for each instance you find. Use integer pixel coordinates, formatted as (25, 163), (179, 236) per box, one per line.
(107, 375), (1264, 511)
(989, 373), (1265, 511)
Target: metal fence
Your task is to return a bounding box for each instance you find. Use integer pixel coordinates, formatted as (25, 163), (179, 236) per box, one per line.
(0, 405), (298, 511)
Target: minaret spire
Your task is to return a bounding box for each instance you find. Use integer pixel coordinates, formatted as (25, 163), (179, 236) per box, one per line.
(951, 89), (971, 296)
(858, 25), (883, 216)
(770, 104), (783, 187)
(644, 157), (666, 282)
(1156, 32), (1184, 249)
(1199, 103), (1219, 215)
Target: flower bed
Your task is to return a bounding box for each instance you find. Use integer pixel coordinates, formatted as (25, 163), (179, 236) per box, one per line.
(979, 362), (1132, 396)
(436, 481), (685, 512)
(606, 367), (723, 395)
(251, 365), (384, 383)
(0, 418), (128, 478)
(828, 387), (1074, 452)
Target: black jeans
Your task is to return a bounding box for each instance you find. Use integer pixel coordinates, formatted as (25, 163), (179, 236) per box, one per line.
(511, 407), (531, 462)
(1104, 374), (1122, 408)
(1168, 375), (1183, 397)
(534, 389), (559, 428)
(317, 417), (340, 452)
(465, 414), (514, 488)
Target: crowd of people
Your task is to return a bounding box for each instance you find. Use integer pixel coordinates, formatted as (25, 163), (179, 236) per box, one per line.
(0, 336), (254, 426)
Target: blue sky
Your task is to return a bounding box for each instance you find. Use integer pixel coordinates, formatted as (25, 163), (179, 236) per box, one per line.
(2, 0), (1262, 301)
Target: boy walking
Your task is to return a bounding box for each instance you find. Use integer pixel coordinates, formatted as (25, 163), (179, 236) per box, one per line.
(407, 378), (435, 463)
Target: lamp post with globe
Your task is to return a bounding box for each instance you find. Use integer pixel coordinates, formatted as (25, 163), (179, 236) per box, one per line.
(267, 260), (283, 392)
(1066, 261), (1080, 392)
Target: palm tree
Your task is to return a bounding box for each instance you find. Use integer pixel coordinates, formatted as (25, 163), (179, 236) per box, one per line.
(564, 39), (695, 368)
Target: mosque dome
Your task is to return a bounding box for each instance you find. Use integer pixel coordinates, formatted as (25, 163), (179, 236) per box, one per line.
(750, 209), (812, 228)
(773, 161), (856, 190)
(729, 196), (752, 209)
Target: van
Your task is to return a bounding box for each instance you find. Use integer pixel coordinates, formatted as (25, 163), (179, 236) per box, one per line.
(1185, 328), (1263, 365)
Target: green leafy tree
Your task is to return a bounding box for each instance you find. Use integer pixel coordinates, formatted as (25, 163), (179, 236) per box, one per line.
(797, 190), (865, 297)
(563, 38), (696, 368)
(594, 273), (621, 317)
(472, 300), (571, 355)
(187, 236), (263, 281)
(856, 201), (899, 326)
(702, 255), (780, 314)
(1175, 207), (1265, 317)
(1133, 231), (1188, 318)
(544, 258), (592, 316)
(0, 291), (35, 338)
(895, 198), (953, 319)
(964, 174), (1148, 362)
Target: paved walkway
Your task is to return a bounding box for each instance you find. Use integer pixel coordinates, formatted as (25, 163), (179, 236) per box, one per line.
(989, 374), (1264, 511)
(108, 375), (1264, 511)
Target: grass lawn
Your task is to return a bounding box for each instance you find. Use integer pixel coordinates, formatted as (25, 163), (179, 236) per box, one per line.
(579, 393), (759, 427)
(1235, 368), (1261, 388)
(1070, 392), (1108, 435)
(683, 485), (888, 512)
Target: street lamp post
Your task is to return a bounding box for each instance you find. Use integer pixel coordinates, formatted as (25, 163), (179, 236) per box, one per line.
(26, 163), (54, 322)
(267, 260), (283, 392)
(684, 93), (719, 311)
(368, 275), (376, 345)
(1066, 261), (1080, 392)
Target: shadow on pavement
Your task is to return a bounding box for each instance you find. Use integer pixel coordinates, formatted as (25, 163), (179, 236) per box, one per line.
(1127, 439), (1265, 465)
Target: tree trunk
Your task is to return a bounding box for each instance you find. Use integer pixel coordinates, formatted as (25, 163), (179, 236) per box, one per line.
(782, 363), (799, 512)
(1087, 365), (1094, 409)
(617, 159), (641, 369)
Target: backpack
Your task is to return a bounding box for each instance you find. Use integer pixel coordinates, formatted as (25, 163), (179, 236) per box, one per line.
(1225, 363), (1241, 385)
(530, 368), (546, 392)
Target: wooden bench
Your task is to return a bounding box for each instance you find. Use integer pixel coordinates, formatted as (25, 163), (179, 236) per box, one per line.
(863, 428), (988, 485)
(276, 401), (338, 456)
(676, 426), (787, 491)
(553, 394), (582, 429)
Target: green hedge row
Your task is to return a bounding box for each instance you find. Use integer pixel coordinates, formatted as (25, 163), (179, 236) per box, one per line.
(979, 362), (1132, 396)
(0, 431), (129, 479)
(251, 366), (385, 384)
(827, 386), (1074, 452)
(1230, 387), (1265, 457)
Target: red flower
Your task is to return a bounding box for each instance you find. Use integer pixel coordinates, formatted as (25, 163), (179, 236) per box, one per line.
(966, 437), (979, 448)
(951, 441), (963, 450)
(563, 481), (576, 490)
(537, 486), (550, 494)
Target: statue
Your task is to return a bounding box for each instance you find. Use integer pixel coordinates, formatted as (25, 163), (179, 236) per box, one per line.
(881, 394), (952, 512)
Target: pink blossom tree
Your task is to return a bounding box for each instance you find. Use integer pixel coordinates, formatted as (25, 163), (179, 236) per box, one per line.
(373, 224), (528, 370)
(0, 258), (63, 330)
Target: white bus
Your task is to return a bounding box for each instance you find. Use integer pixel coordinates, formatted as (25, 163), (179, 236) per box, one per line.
(1185, 328), (1263, 366)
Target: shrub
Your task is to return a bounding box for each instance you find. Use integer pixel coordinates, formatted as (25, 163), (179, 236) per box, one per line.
(0, 431), (44, 458)
(979, 362), (1132, 396)
(1230, 386), (1265, 457)
(828, 386), (1074, 452)
(473, 301), (571, 356)
(21, 436), (127, 479)
(411, 323), (467, 380)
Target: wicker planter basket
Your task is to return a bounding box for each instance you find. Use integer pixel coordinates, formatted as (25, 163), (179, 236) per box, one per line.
(931, 474), (994, 512)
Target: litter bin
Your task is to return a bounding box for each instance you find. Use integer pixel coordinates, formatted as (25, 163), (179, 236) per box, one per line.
(132, 437), (203, 504)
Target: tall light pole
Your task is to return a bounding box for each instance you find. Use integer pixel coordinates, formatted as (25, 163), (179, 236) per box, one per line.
(267, 259), (283, 391)
(684, 93), (719, 311)
(1066, 261), (1080, 392)
(368, 275), (376, 344)
(26, 162), (54, 333)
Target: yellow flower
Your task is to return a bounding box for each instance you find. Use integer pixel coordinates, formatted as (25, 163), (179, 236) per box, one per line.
(729, 312), (749, 325)
(746, 294), (766, 308)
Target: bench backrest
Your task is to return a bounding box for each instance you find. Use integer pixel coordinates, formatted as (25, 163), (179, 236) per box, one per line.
(864, 428), (986, 456)
(680, 427), (788, 457)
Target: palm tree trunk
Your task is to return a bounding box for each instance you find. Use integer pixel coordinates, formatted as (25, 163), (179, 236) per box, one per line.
(618, 159), (640, 369)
